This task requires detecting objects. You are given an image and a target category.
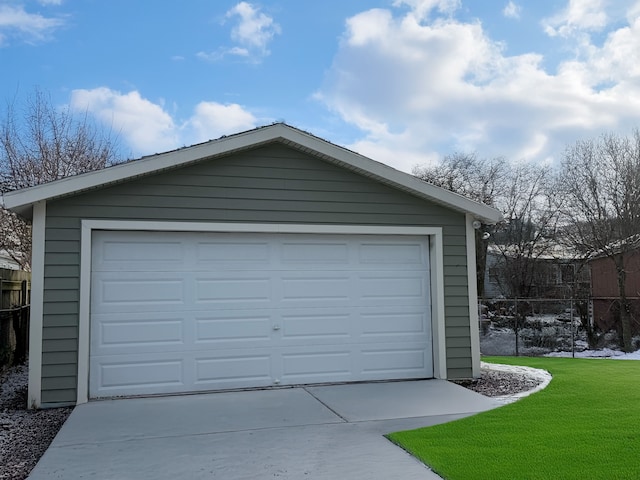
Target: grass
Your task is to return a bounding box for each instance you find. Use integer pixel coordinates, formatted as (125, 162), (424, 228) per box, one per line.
(387, 356), (640, 480)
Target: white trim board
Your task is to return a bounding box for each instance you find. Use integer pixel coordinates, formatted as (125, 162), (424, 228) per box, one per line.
(76, 220), (448, 405)
(28, 201), (46, 409)
(466, 214), (482, 378)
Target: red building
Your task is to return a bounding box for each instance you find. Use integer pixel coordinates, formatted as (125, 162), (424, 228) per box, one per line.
(590, 251), (640, 334)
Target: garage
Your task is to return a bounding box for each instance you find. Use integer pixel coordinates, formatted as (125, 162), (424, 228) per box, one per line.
(4, 123), (503, 407)
(89, 230), (432, 398)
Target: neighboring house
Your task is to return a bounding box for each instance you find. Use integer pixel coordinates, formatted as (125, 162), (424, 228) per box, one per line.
(2, 123), (501, 409)
(589, 249), (640, 334)
(483, 244), (589, 299)
(0, 250), (21, 270)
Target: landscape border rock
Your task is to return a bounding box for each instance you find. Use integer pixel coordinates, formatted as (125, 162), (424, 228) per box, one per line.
(480, 361), (552, 404)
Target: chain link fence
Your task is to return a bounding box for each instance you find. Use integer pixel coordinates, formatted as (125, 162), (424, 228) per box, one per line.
(478, 298), (614, 357)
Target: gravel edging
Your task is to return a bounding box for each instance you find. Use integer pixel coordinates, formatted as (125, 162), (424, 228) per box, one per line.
(453, 362), (552, 405)
(0, 364), (72, 480)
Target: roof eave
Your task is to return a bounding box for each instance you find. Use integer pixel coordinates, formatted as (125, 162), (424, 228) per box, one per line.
(3, 123), (503, 224)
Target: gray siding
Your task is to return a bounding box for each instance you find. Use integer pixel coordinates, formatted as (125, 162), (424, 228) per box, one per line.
(41, 142), (471, 405)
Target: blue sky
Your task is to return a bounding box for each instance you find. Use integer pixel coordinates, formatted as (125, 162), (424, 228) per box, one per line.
(2, 0), (640, 172)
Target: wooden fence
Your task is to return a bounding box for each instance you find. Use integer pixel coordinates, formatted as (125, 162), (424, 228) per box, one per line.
(1, 268), (31, 369)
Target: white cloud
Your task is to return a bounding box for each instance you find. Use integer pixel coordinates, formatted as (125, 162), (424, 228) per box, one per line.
(317, 2), (640, 172)
(70, 88), (179, 155)
(503, 1), (521, 20)
(392, 0), (461, 20)
(227, 2), (280, 52)
(542, 0), (608, 37)
(69, 88), (258, 157)
(0, 4), (65, 46)
(187, 101), (257, 142)
(198, 2), (280, 62)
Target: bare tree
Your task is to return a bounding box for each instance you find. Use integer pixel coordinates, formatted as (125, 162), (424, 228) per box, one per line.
(491, 162), (560, 299)
(414, 153), (560, 300)
(559, 130), (640, 352)
(0, 88), (120, 269)
(413, 153), (509, 296)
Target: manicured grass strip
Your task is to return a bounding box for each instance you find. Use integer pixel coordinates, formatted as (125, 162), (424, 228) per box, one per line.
(387, 357), (640, 480)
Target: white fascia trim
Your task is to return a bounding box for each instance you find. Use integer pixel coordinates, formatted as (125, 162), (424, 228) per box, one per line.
(466, 214), (482, 378)
(76, 220), (446, 403)
(5, 124), (502, 224)
(28, 201), (46, 409)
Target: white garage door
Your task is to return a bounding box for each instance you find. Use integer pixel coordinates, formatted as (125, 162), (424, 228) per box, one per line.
(89, 230), (432, 398)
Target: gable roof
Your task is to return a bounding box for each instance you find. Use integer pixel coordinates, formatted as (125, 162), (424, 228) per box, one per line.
(2, 123), (502, 223)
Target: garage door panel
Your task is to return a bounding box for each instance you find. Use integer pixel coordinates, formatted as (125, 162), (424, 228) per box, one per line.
(360, 310), (428, 337)
(90, 231), (433, 398)
(194, 351), (273, 388)
(280, 312), (353, 342)
(358, 273), (429, 305)
(360, 344), (429, 377)
(280, 241), (349, 264)
(358, 242), (426, 265)
(195, 314), (272, 344)
(280, 274), (352, 303)
(90, 354), (186, 397)
(94, 316), (185, 350)
(195, 276), (271, 305)
(280, 348), (353, 383)
(195, 241), (271, 267)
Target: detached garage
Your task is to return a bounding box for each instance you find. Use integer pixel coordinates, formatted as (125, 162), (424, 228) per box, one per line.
(3, 124), (501, 408)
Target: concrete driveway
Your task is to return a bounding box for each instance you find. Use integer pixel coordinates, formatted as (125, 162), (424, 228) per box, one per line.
(28, 380), (501, 480)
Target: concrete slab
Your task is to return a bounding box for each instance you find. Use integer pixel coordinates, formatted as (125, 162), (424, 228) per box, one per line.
(30, 423), (437, 480)
(51, 388), (343, 446)
(28, 380), (502, 480)
(305, 379), (501, 422)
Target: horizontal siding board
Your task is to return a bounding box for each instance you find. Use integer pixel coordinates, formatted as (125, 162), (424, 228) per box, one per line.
(447, 368), (472, 379)
(43, 289), (80, 303)
(45, 240), (80, 253)
(42, 376), (76, 390)
(42, 351), (77, 365)
(42, 338), (78, 352)
(43, 302), (78, 315)
(447, 347), (472, 358)
(45, 228), (81, 241)
(44, 266), (80, 278)
(42, 363), (77, 378)
(444, 276), (469, 287)
(444, 265), (468, 276)
(41, 389), (76, 405)
(446, 357), (473, 369)
(44, 277), (80, 291)
(43, 326), (77, 340)
(42, 315), (81, 328)
(40, 142), (475, 399)
(446, 336), (472, 348)
(444, 316), (471, 328)
(44, 253), (80, 266)
(446, 326), (472, 338)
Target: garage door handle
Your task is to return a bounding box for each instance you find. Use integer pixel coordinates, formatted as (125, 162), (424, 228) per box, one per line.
(273, 325), (280, 331)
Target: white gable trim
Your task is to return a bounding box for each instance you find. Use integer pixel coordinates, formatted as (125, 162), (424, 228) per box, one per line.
(3, 124), (502, 224)
(76, 220), (448, 404)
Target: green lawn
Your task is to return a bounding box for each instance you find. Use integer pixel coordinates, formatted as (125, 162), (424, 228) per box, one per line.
(387, 357), (640, 480)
